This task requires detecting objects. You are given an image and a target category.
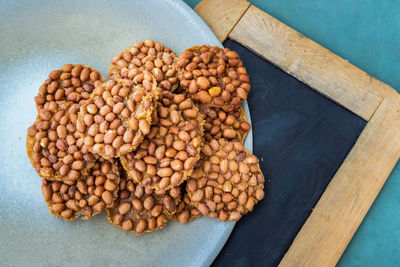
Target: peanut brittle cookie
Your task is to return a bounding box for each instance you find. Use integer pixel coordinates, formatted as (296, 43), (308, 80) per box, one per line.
(187, 139), (264, 222)
(34, 64), (105, 110)
(108, 39), (179, 92)
(27, 102), (97, 181)
(76, 73), (159, 159)
(120, 97), (204, 190)
(174, 45), (250, 112)
(41, 158), (120, 221)
(107, 176), (181, 234)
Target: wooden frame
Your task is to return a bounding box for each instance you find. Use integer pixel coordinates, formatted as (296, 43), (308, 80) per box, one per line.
(195, 0), (400, 266)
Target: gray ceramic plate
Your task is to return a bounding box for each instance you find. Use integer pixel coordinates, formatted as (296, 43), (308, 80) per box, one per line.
(0, 0), (252, 266)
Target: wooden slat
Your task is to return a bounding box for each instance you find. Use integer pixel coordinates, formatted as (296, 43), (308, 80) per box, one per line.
(279, 94), (400, 267)
(229, 5), (398, 121)
(194, 0), (250, 42)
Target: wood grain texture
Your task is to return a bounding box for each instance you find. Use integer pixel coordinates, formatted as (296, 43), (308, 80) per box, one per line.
(279, 94), (400, 267)
(229, 5), (398, 121)
(194, 0), (250, 42)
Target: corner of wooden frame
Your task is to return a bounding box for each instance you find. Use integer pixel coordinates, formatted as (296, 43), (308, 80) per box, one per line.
(279, 92), (400, 267)
(194, 0), (250, 42)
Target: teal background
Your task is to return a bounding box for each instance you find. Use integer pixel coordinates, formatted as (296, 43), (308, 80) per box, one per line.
(184, 0), (400, 266)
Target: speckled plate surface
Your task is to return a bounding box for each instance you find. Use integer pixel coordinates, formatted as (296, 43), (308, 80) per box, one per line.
(0, 0), (252, 266)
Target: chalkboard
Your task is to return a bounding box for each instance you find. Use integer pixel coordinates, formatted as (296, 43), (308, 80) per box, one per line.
(212, 39), (366, 267)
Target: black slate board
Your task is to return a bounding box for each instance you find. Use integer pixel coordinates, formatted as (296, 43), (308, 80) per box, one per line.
(212, 39), (366, 267)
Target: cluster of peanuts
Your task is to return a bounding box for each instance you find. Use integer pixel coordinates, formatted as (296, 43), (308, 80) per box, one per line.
(26, 40), (265, 235)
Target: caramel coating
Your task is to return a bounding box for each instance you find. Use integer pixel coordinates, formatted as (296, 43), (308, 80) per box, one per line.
(107, 176), (182, 234)
(108, 39), (179, 92)
(41, 158), (120, 221)
(120, 96), (204, 190)
(77, 73), (159, 159)
(174, 45), (251, 112)
(172, 184), (201, 224)
(199, 104), (250, 144)
(27, 102), (97, 181)
(35, 64), (105, 110)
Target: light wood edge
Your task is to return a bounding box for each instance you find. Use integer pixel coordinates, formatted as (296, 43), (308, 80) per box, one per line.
(279, 92), (400, 266)
(228, 5), (400, 121)
(194, 0), (250, 42)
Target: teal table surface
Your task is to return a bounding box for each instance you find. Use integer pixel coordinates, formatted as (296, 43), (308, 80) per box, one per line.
(184, 0), (400, 266)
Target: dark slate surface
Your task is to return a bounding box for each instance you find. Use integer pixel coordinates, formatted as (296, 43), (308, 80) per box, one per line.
(212, 39), (366, 267)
